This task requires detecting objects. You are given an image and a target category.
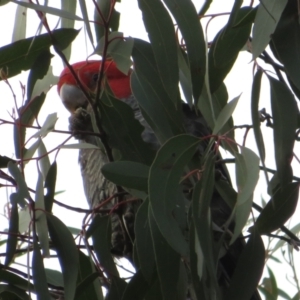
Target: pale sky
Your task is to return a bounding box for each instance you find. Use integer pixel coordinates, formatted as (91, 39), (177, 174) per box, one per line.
(0, 1), (299, 298)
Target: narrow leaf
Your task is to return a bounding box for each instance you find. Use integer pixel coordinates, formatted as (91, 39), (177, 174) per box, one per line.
(122, 270), (149, 300)
(33, 113), (57, 138)
(271, 1), (300, 91)
(38, 140), (50, 180)
(209, 7), (252, 93)
(8, 161), (28, 207)
(252, 0), (287, 59)
(75, 250), (104, 300)
(149, 134), (200, 256)
(192, 152), (220, 299)
(224, 230), (265, 300)
(131, 39), (184, 143)
(61, 0), (77, 61)
(213, 95), (240, 135)
(149, 206), (181, 300)
(251, 69), (266, 162)
(269, 76), (298, 187)
(255, 182), (299, 234)
(106, 277), (127, 300)
(87, 215), (119, 277)
(137, 0), (179, 101)
(35, 170), (49, 257)
(47, 214), (79, 300)
(101, 161), (149, 192)
(163, 0), (206, 102)
(11, 0), (82, 21)
(135, 199), (156, 283)
(5, 202), (18, 266)
(32, 239), (51, 300)
(0, 29), (79, 79)
(44, 161), (57, 213)
(27, 49), (52, 100)
(13, 93), (46, 159)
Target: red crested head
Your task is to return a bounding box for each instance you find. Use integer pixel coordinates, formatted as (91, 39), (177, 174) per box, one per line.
(57, 60), (132, 112)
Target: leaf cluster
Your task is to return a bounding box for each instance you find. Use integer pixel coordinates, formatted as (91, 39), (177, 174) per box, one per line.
(0, 1), (300, 300)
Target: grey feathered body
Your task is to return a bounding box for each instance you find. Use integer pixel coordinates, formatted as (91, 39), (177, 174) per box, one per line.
(69, 95), (261, 300)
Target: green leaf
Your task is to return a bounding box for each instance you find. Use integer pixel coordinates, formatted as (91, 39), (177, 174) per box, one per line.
(137, 0), (179, 101)
(272, 222), (300, 253)
(106, 277), (127, 300)
(235, 147), (260, 204)
(61, 0), (77, 61)
(198, 83), (237, 153)
(278, 288), (292, 300)
(222, 0), (243, 35)
(212, 95), (240, 135)
(23, 138), (41, 163)
(233, 147), (260, 243)
(252, 0), (287, 59)
(11, 0), (82, 21)
(0, 0), (9, 6)
(131, 39), (184, 144)
(192, 151), (220, 299)
(47, 214), (79, 300)
(122, 270), (149, 300)
(78, 0), (94, 48)
(189, 223), (206, 299)
(233, 6), (257, 28)
(251, 69), (266, 163)
(0, 155), (16, 168)
(95, 32), (133, 74)
(224, 230), (265, 300)
(8, 162), (28, 207)
(178, 49), (193, 106)
(292, 292), (300, 300)
(231, 192), (253, 245)
(93, 0), (120, 41)
(135, 199), (156, 283)
(18, 206), (31, 233)
(148, 206), (181, 300)
(38, 140), (50, 180)
(0, 269), (34, 292)
(199, 0), (212, 16)
(0, 284), (30, 300)
(27, 49), (52, 100)
(5, 202), (18, 266)
(0, 29), (79, 80)
(60, 143), (99, 150)
(35, 170), (49, 257)
(87, 215), (119, 277)
(267, 267), (278, 299)
(268, 76), (298, 186)
(149, 134), (200, 256)
(44, 161), (57, 213)
(101, 161), (149, 192)
(99, 95), (155, 165)
(215, 179), (237, 210)
(271, 0), (300, 91)
(255, 182), (299, 234)
(44, 269), (63, 287)
(163, 0), (206, 102)
(75, 250), (104, 300)
(32, 239), (51, 300)
(75, 272), (102, 300)
(209, 7), (253, 93)
(33, 113), (57, 138)
(13, 93), (46, 159)
(213, 6), (252, 68)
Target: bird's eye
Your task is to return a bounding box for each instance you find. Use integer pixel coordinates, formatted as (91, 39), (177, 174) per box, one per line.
(92, 73), (98, 82)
